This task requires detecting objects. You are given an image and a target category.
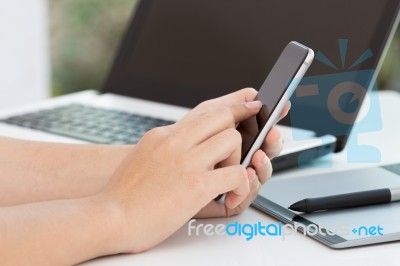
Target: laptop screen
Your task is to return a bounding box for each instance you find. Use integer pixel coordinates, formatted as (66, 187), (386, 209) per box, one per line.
(103, 0), (400, 150)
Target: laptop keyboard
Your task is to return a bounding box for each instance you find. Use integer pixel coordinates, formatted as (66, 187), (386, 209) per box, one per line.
(0, 104), (175, 144)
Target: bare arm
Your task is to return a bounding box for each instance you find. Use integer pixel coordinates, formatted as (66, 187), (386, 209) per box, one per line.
(0, 137), (131, 206)
(0, 196), (124, 265)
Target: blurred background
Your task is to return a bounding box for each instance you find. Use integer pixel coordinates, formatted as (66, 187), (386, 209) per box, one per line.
(0, 0), (399, 108)
(49, 0), (137, 96)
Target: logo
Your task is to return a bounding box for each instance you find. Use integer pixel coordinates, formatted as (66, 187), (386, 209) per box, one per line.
(289, 39), (382, 166)
(187, 219), (384, 241)
(352, 225), (384, 236)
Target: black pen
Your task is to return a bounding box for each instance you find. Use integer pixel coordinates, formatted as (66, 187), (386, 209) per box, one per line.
(289, 188), (400, 213)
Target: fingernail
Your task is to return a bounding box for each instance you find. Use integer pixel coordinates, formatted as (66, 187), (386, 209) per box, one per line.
(248, 170), (257, 183)
(263, 154), (269, 165)
(245, 101), (262, 110)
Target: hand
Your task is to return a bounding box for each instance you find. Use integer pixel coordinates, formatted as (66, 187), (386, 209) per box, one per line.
(99, 92), (263, 253)
(192, 88), (290, 218)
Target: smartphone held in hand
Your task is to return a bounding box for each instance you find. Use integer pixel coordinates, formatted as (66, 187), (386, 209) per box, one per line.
(238, 41), (314, 167)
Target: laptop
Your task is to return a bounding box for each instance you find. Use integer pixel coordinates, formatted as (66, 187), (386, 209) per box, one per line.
(0, 0), (399, 171)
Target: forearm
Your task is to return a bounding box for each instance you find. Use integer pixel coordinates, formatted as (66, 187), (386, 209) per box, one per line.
(0, 137), (132, 206)
(0, 196), (124, 265)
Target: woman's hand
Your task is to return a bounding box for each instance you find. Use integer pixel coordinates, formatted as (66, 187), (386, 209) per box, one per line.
(99, 88), (290, 253)
(191, 88), (290, 218)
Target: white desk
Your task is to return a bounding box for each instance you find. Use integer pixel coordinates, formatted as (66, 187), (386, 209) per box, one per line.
(80, 90), (400, 266)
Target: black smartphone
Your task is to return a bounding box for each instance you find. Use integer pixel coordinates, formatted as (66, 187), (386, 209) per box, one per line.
(238, 41), (314, 167)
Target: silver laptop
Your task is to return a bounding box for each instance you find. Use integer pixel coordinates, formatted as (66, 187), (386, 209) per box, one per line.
(0, 0), (399, 171)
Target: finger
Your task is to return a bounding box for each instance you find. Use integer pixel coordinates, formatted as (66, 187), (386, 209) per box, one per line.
(251, 150), (273, 184)
(192, 128), (241, 169)
(261, 126), (283, 159)
(194, 198), (227, 218)
(205, 165), (249, 209)
(200, 88), (258, 108)
(277, 101), (291, 122)
(213, 88), (258, 106)
(226, 167), (261, 216)
(173, 101), (262, 147)
(182, 88), (258, 122)
(195, 168), (260, 218)
(257, 102), (289, 160)
(212, 91), (289, 121)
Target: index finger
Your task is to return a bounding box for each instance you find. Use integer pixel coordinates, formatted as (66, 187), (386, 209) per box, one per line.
(182, 88), (258, 122)
(172, 101), (262, 148)
(213, 88), (258, 105)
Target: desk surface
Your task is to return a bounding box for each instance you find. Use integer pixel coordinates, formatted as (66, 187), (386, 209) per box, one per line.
(79, 91), (400, 266)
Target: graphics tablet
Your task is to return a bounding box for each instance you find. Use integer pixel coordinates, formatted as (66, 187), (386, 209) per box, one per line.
(253, 164), (400, 248)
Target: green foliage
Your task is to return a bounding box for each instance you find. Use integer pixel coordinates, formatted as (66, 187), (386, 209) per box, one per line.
(49, 0), (137, 96)
(378, 33), (400, 90)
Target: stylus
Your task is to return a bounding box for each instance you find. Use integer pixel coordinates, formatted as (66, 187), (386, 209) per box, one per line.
(288, 188), (400, 213)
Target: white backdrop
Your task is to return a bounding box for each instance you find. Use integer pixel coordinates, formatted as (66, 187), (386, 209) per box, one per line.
(0, 0), (49, 109)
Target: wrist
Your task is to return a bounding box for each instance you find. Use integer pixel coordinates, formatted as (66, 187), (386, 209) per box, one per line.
(84, 194), (128, 256)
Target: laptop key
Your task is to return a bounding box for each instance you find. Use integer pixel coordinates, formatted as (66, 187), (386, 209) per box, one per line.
(45, 127), (111, 144)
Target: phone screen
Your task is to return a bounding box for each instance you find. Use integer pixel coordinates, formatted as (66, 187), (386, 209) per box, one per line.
(238, 43), (309, 162)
